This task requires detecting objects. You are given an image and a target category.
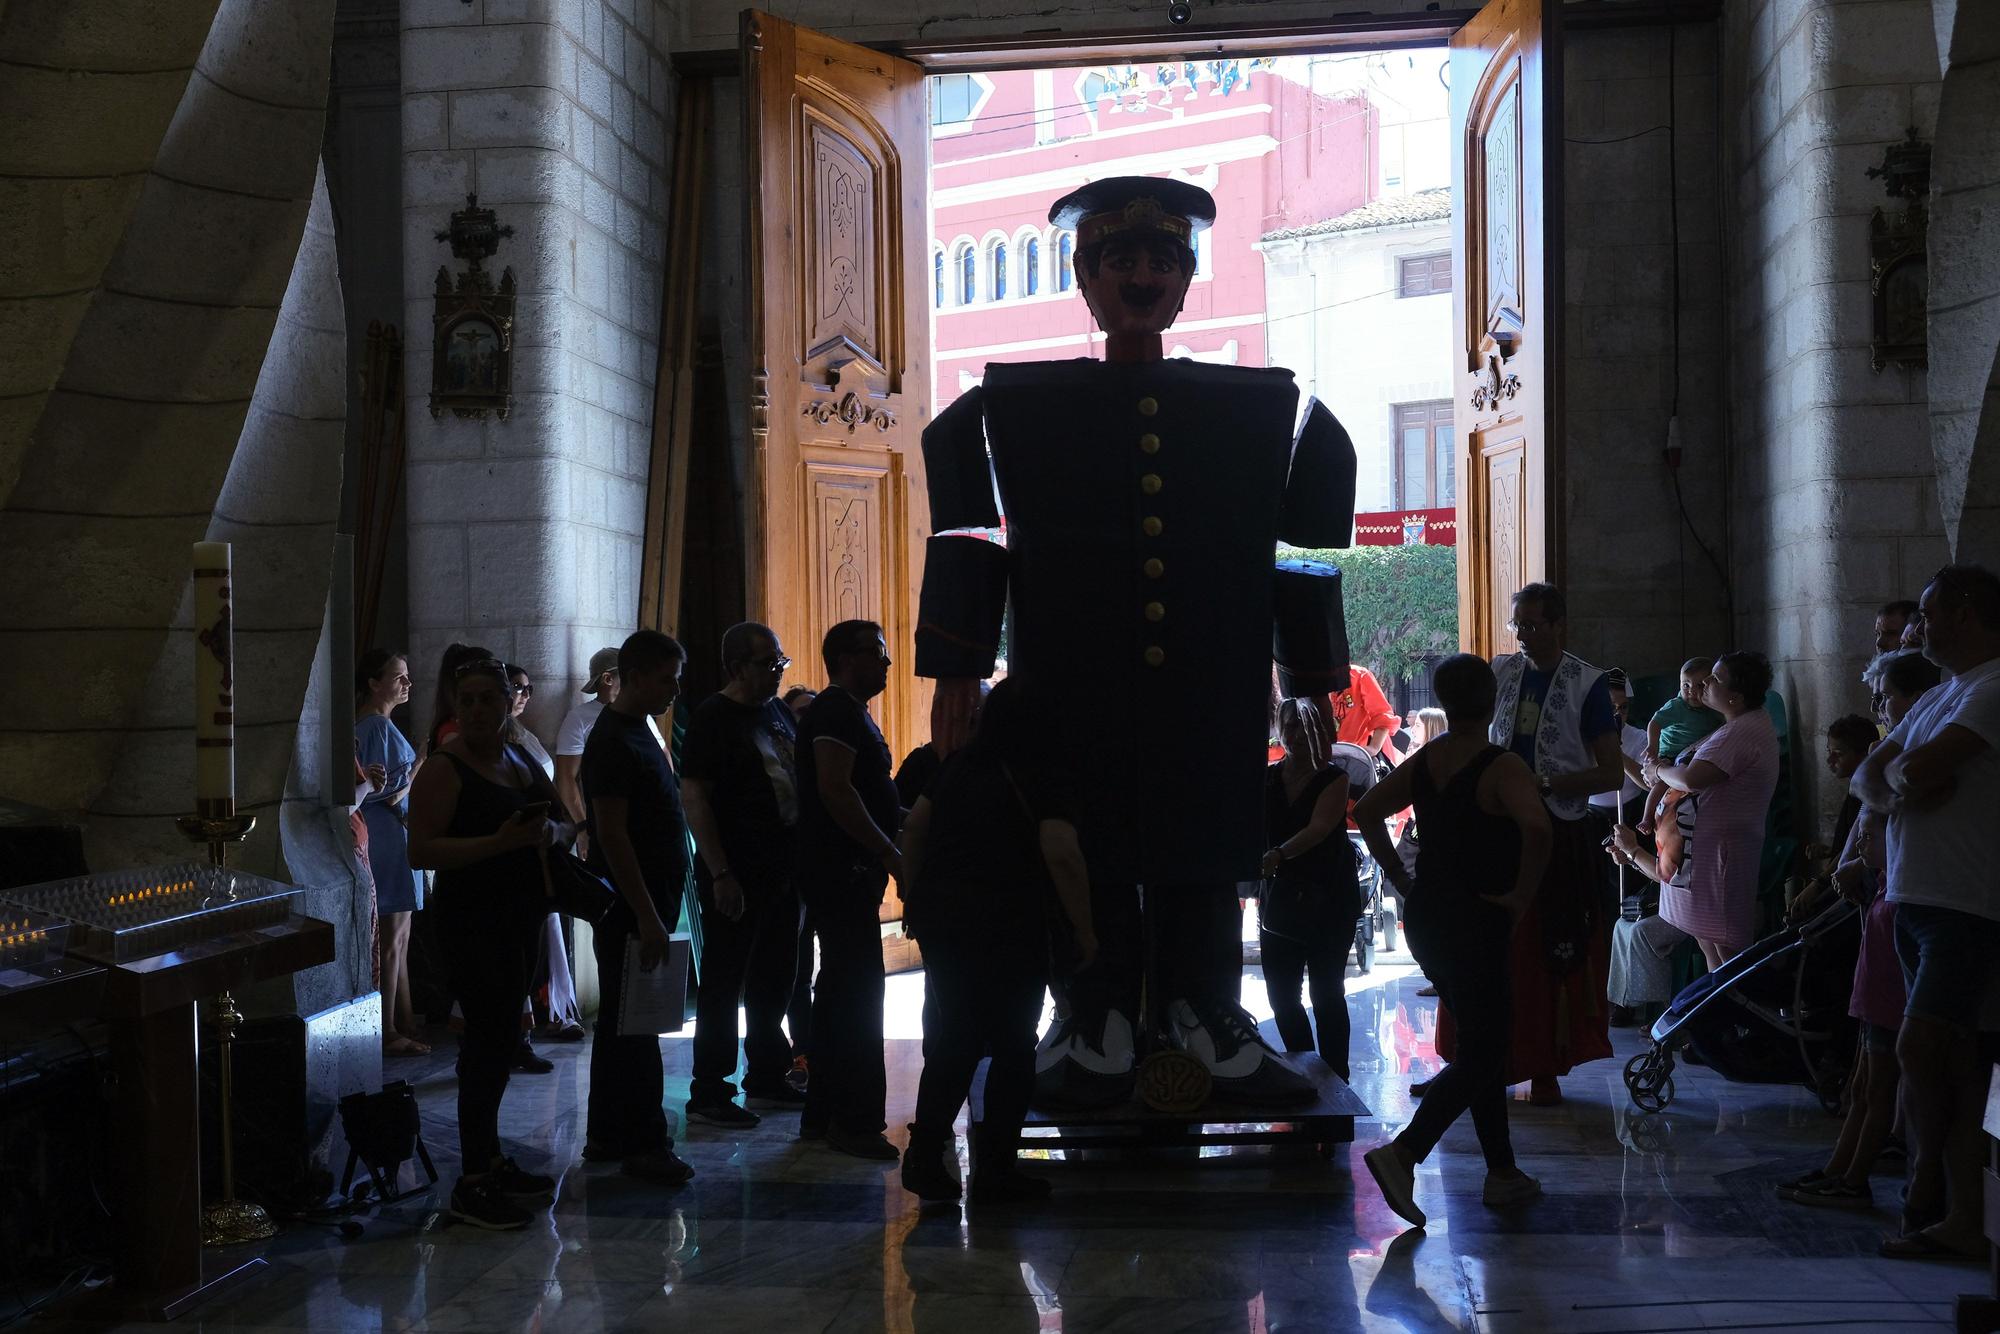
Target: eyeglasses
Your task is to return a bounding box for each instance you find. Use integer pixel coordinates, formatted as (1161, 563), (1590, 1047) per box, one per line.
(511, 681), (533, 696)
(1506, 620), (1551, 634)
(752, 655), (792, 673)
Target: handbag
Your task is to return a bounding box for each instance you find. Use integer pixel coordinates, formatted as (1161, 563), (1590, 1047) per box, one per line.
(537, 845), (618, 924)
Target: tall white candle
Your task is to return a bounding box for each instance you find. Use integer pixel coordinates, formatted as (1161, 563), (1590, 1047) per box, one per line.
(193, 541), (235, 817)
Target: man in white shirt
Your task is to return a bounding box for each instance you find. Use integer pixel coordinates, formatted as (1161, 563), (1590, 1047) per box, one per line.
(1850, 563), (2000, 1261)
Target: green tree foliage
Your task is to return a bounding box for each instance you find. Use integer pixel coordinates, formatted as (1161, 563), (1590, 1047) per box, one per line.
(1285, 542), (1459, 685)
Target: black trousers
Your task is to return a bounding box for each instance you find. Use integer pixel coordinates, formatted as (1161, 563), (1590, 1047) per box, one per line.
(913, 929), (1046, 1169)
(691, 876), (800, 1103)
(436, 908), (539, 1172)
(800, 865), (888, 1136)
(1400, 897), (1515, 1171)
(587, 891), (680, 1157)
(1071, 880), (1243, 1028)
(1260, 923), (1357, 1080)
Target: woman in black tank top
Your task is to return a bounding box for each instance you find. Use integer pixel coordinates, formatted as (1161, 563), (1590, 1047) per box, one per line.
(1350, 654), (1553, 1231)
(1256, 698), (1364, 1079)
(407, 658), (574, 1231)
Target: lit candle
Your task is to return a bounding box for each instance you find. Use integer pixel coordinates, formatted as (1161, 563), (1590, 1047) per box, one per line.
(193, 541), (235, 818)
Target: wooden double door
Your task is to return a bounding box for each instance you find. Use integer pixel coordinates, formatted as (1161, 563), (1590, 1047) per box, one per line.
(654, 2), (1560, 741)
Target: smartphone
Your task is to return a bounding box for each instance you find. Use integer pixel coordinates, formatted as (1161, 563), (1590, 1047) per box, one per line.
(518, 801), (552, 821)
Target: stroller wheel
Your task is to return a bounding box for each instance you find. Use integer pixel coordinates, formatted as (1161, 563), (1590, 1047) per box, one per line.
(1623, 1046), (1676, 1113)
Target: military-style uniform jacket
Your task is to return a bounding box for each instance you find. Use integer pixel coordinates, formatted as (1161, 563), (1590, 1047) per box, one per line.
(915, 359), (1357, 885)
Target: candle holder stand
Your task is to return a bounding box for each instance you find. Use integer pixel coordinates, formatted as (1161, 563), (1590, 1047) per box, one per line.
(174, 812), (278, 1248)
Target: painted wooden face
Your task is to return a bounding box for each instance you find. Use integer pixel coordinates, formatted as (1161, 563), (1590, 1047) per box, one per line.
(1076, 234), (1195, 337)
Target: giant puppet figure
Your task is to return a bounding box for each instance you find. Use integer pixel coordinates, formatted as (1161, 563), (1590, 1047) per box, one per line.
(915, 178), (1357, 1106)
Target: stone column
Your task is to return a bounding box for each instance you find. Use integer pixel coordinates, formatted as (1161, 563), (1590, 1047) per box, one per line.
(399, 0), (679, 743)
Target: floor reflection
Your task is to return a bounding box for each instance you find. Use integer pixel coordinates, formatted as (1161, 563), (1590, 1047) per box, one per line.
(38, 963), (1977, 1333)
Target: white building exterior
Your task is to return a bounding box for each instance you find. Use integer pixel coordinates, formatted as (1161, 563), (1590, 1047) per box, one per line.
(1259, 188), (1455, 515)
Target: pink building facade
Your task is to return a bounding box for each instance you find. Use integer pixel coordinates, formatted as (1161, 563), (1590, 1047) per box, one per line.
(929, 63), (1378, 409)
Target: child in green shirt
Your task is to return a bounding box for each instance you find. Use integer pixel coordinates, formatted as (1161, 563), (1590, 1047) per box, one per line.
(1637, 658), (1724, 833)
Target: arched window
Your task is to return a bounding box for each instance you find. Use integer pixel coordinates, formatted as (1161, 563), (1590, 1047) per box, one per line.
(1024, 237), (1041, 296)
(957, 245), (976, 305)
(1057, 232), (1075, 292)
(933, 250), (945, 309)
(991, 242), (1008, 301)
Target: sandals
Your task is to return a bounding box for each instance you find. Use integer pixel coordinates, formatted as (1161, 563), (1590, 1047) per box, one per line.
(384, 1036), (432, 1057)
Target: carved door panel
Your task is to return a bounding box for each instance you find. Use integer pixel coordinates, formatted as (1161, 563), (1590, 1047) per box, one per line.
(742, 10), (931, 761)
(1451, 0), (1560, 657)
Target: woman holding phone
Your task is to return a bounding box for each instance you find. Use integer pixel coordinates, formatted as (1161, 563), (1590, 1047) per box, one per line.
(407, 656), (575, 1230)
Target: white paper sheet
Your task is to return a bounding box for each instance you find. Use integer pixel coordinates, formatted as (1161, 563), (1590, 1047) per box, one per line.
(616, 931), (691, 1036)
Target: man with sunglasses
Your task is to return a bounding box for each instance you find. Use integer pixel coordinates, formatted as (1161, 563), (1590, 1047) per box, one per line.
(682, 623), (805, 1128)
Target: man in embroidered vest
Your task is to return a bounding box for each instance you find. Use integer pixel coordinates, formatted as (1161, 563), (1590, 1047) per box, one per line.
(1435, 581), (1626, 1104)
(914, 176), (1358, 1108)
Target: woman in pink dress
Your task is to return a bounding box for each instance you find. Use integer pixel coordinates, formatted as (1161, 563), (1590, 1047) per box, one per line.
(1644, 652), (1780, 968)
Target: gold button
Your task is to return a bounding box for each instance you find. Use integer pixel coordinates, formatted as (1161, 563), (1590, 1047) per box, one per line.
(1140, 433), (1161, 454)
(1144, 646), (1166, 668)
(1145, 601), (1165, 622)
(1142, 516), (1164, 537)
(1144, 558), (1164, 578)
(1137, 396), (1159, 416)
(1140, 474), (1162, 495)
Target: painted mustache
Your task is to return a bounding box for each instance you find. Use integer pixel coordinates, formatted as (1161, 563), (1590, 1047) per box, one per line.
(1118, 283), (1166, 306)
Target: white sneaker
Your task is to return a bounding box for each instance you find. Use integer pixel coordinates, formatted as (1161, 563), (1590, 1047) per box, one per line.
(1365, 1143), (1427, 1228)
(1167, 998), (1316, 1104)
(1032, 1008), (1136, 1108)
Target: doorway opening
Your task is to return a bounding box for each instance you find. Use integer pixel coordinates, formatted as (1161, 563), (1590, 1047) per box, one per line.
(923, 50), (1463, 730)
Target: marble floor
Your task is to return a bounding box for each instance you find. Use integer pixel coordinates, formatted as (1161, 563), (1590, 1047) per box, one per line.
(41, 956), (1984, 1333)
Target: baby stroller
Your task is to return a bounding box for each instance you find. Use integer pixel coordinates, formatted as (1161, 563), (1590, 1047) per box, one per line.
(1622, 897), (1860, 1114)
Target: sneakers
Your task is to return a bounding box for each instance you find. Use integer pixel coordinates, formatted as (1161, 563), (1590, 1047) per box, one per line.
(1033, 1008), (1137, 1109)
(1168, 998), (1315, 1105)
(1775, 1168), (1831, 1196)
(511, 1042), (555, 1074)
(1786, 1178), (1873, 1210)
(686, 1099), (761, 1129)
(900, 1126), (961, 1203)
(621, 1148), (696, 1187)
(1481, 1170), (1542, 1208)
(450, 1177), (533, 1231)
(826, 1125), (900, 1160)
(489, 1156), (558, 1201)
(1364, 1142), (1427, 1229)
(744, 1082), (808, 1108)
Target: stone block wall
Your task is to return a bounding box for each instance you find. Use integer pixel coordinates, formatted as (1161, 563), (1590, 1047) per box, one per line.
(0, 0), (340, 870)
(1562, 21), (1731, 678)
(399, 0), (679, 742)
(1722, 0), (1946, 833)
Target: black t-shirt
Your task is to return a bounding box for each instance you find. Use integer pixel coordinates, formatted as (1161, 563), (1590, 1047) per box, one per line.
(912, 749), (1074, 938)
(795, 685), (901, 869)
(894, 743), (942, 808)
(682, 693), (798, 886)
(580, 705), (689, 906)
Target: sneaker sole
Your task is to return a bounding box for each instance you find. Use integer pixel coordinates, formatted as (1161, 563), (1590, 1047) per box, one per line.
(685, 1110), (761, 1128)
(450, 1205), (531, 1231)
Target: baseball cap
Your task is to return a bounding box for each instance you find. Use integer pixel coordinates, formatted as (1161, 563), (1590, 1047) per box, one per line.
(581, 646), (620, 695)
